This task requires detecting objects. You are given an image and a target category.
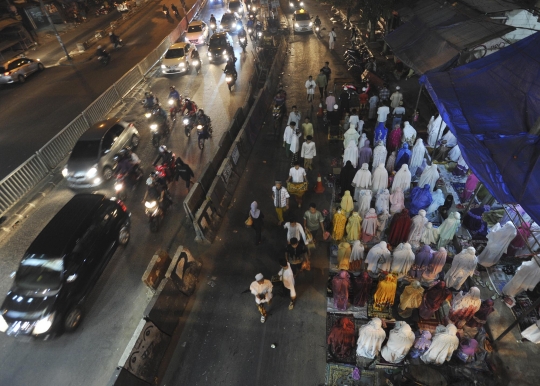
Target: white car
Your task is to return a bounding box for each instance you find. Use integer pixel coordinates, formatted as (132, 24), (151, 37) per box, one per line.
(0, 57), (44, 85)
(161, 42), (197, 74)
(186, 20), (209, 45)
(293, 9), (312, 33)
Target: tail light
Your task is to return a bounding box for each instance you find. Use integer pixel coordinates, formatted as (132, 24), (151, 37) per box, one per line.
(116, 199), (128, 212)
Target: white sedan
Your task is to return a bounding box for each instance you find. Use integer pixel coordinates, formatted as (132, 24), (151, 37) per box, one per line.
(185, 20), (209, 45)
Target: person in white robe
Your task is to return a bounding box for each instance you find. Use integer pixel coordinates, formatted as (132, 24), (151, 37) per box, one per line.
(421, 324), (459, 365)
(289, 127), (302, 156)
(381, 321), (415, 363)
(343, 141), (359, 168)
(477, 222), (517, 267)
(408, 138), (426, 177)
(408, 209), (428, 248)
(389, 186), (405, 214)
(356, 318), (387, 359)
(278, 260), (296, 309)
(442, 130), (457, 147)
(426, 189), (445, 215)
(366, 241), (392, 274)
(437, 212), (461, 249)
(386, 151), (396, 174)
(377, 210), (391, 239)
(392, 164), (412, 193)
(358, 133), (367, 150)
(343, 124), (360, 148)
(444, 247), (477, 290)
(421, 222), (439, 245)
(350, 240), (365, 266)
(352, 163), (371, 193)
(426, 116), (435, 139)
(371, 163), (388, 193)
(448, 144), (461, 162)
(402, 121), (417, 147)
(502, 257), (540, 299)
(375, 189), (390, 214)
(427, 115), (447, 147)
(418, 164), (439, 192)
(357, 189), (372, 218)
(372, 142), (388, 171)
(362, 209), (379, 242)
(390, 242), (415, 279)
(522, 320), (540, 343)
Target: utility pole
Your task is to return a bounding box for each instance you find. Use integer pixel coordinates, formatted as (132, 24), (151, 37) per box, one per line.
(38, 0), (71, 61)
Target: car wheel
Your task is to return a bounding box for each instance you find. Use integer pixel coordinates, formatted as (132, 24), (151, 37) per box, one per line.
(118, 223), (130, 245)
(18, 74), (25, 83)
(103, 166), (113, 181)
(131, 134), (140, 148)
(38, 63), (45, 71)
(64, 306), (83, 332)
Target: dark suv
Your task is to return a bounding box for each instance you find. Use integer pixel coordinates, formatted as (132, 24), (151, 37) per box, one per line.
(0, 194), (131, 340)
(207, 32), (233, 62)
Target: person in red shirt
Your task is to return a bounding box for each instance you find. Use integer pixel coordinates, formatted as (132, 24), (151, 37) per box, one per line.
(359, 87), (369, 110)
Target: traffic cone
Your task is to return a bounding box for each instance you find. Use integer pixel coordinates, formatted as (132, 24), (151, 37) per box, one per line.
(314, 173), (325, 193)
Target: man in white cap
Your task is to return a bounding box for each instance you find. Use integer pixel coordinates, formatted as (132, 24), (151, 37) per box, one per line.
(250, 273), (273, 323)
(390, 86), (403, 108)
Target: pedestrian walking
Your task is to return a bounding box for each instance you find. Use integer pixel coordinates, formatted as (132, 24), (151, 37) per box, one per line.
(390, 86), (403, 108)
(315, 70), (328, 98)
(286, 237), (308, 276)
(305, 75), (316, 102)
(328, 27), (337, 50)
(326, 91), (336, 111)
(302, 117), (314, 138)
(272, 180), (289, 226)
(391, 102), (406, 129)
(339, 87), (351, 115)
(250, 273), (273, 323)
(301, 135), (316, 170)
(321, 62), (332, 84)
(283, 121), (295, 150)
(304, 203), (325, 240)
(368, 93), (379, 120)
(379, 84), (390, 103)
(287, 105), (301, 127)
(249, 201), (264, 245)
(289, 126), (302, 163)
(278, 258), (296, 310)
(174, 158), (195, 192)
(350, 26), (357, 45)
(287, 161), (307, 207)
(284, 218), (308, 245)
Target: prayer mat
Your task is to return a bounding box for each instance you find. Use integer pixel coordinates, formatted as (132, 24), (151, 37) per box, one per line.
(512, 294), (540, 332)
(367, 299), (394, 320)
(327, 297), (368, 319)
(450, 182), (465, 199)
(325, 363), (379, 386)
(326, 313), (358, 364)
(486, 265), (511, 295)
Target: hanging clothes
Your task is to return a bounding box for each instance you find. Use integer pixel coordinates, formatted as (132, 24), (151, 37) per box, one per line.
(408, 210), (428, 247)
(409, 186), (433, 216)
(387, 126), (403, 153)
(419, 281), (451, 319)
(332, 210), (347, 241)
(389, 187), (405, 214)
(409, 245), (433, 280)
(418, 164), (440, 192)
(371, 163), (388, 194)
(426, 189), (445, 215)
(375, 189), (390, 214)
(377, 210), (391, 239)
(502, 257), (540, 298)
(343, 141), (359, 168)
(427, 115), (446, 147)
(338, 241), (352, 270)
(477, 222), (517, 267)
(357, 189), (372, 218)
(466, 299), (495, 328)
(374, 122), (388, 146)
(421, 324), (459, 365)
(327, 317), (356, 359)
(352, 163), (371, 191)
(339, 161), (357, 196)
(381, 321), (415, 363)
(352, 271), (372, 306)
(349, 240), (365, 272)
(388, 209), (412, 246)
(390, 242), (415, 279)
(365, 241), (392, 274)
(395, 143), (411, 172)
(421, 247), (447, 284)
(448, 287), (481, 325)
(332, 270), (350, 311)
(392, 164), (412, 193)
(386, 151), (397, 174)
(356, 318), (387, 359)
(372, 142), (388, 170)
(341, 190), (354, 216)
(346, 212), (362, 242)
(398, 281), (424, 318)
(421, 222), (440, 246)
(444, 247), (477, 290)
(358, 139), (373, 167)
(361, 209), (378, 242)
(409, 139), (426, 177)
(437, 212), (461, 249)
(374, 274), (398, 306)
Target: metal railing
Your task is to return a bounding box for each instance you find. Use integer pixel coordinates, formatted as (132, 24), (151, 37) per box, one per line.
(0, 0), (205, 218)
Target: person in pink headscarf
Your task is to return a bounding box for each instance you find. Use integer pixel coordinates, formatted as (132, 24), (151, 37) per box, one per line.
(461, 173), (479, 201)
(332, 270), (350, 310)
(361, 208), (378, 242)
(358, 139), (372, 166)
(387, 124), (402, 153)
(390, 186), (405, 214)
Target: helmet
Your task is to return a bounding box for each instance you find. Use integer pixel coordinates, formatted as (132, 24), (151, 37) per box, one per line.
(146, 177), (153, 186)
(97, 45), (102, 49)
(184, 97), (190, 101)
(159, 145), (167, 153)
(170, 85), (175, 90)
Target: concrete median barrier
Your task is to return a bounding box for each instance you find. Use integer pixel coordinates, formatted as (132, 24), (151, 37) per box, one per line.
(141, 250), (171, 291)
(166, 247), (202, 296)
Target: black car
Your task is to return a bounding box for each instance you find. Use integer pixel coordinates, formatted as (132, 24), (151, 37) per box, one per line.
(0, 194), (131, 339)
(208, 0), (224, 6)
(228, 0), (244, 16)
(220, 12), (240, 33)
(207, 32), (233, 62)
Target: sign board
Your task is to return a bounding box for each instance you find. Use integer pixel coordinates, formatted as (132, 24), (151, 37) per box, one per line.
(231, 145), (240, 165)
(221, 160), (233, 184)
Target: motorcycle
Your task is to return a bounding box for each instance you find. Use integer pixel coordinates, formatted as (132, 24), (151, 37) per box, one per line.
(168, 98), (181, 121)
(224, 69), (237, 92)
(210, 22), (217, 33)
(95, 5), (110, 16)
(144, 199), (165, 232)
(97, 51), (110, 66)
(172, 8), (179, 18)
(115, 166), (143, 200)
(192, 59), (201, 74)
(239, 36), (247, 52)
(162, 6), (169, 16)
(155, 160), (175, 183)
(197, 122), (212, 150)
(183, 113), (196, 137)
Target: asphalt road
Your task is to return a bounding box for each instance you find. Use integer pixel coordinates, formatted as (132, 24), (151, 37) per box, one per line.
(0, 3), (256, 385)
(0, 1), (185, 179)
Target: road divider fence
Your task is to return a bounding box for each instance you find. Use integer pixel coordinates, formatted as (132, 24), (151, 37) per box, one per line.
(0, 0), (205, 219)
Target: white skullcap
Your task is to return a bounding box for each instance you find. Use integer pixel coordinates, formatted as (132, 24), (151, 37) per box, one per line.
(396, 86), (401, 90)
(255, 273), (264, 281)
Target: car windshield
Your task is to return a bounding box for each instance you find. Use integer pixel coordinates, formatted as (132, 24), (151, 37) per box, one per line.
(222, 14), (234, 22)
(165, 48), (185, 59)
(210, 37), (227, 47)
(296, 13), (310, 21)
(71, 140), (100, 161)
(188, 25), (202, 33)
(229, 1), (240, 8)
(15, 257), (63, 291)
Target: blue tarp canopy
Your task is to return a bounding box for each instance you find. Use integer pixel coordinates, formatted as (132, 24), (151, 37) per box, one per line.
(421, 32), (540, 225)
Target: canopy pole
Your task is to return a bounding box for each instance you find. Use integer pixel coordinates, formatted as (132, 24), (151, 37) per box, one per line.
(414, 83), (423, 116)
(464, 183), (483, 213)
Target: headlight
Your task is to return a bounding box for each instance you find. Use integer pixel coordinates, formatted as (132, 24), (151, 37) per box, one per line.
(290, 2), (293, 7)
(197, 125), (203, 130)
(237, 25), (241, 30)
(240, 37), (245, 42)
(252, 6), (256, 11)
(248, 28), (252, 33)
(300, 1), (304, 5)
(295, 23), (299, 27)
(207, 51), (212, 57)
(86, 167), (97, 178)
(0, 315), (8, 333)
(145, 112), (151, 118)
(161, 64), (166, 68)
(210, 23), (215, 28)
(223, 49), (227, 55)
(33, 312), (55, 335)
(309, 22), (313, 26)
(168, 99), (174, 105)
(115, 183), (123, 191)
(62, 167), (68, 177)
(145, 201), (157, 209)
(183, 118), (189, 124)
(150, 124), (158, 131)
(316, 26), (320, 31)
(180, 62), (185, 67)
(192, 60), (199, 65)
(257, 31), (262, 36)
(226, 76), (232, 81)
(93, 178), (101, 185)
(233, 22), (237, 27)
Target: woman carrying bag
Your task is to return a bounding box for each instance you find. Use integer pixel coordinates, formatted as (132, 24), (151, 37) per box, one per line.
(247, 201), (264, 245)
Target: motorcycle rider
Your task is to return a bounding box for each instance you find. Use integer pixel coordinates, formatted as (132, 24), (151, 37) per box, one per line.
(210, 14), (217, 31)
(109, 31), (122, 49)
(246, 18), (255, 38)
(95, 45), (109, 62)
(143, 172), (171, 210)
(255, 20), (263, 39)
(162, 4), (169, 14)
(171, 4), (179, 16)
(190, 49), (201, 68)
(238, 26), (247, 46)
(181, 97), (198, 117)
(154, 145), (174, 166)
(226, 43), (236, 63)
(195, 109), (211, 138)
(224, 59), (237, 80)
(168, 85), (181, 108)
(314, 15), (321, 27)
(144, 91), (158, 109)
